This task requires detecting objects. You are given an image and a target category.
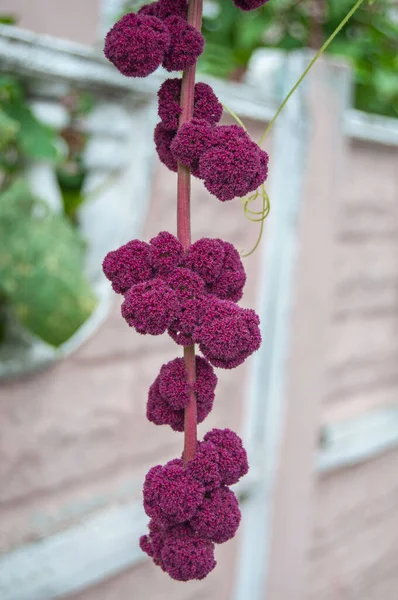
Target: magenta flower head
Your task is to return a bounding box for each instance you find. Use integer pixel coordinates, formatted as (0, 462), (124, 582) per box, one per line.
(195, 297), (261, 368)
(161, 533), (216, 581)
(158, 0), (188, 19)
(137, 2), (160, 16)
(204, 428), (249, 485)
(186, 440), (222, 491)
(121, 278), (179, 335)
(233, 0), (270, 10)
(154, 122), (178, 172)
(168, 297), (205, 346)
(208, 240), (246, 302)
(147, 356), (217, 430)
(165, 268), (205, 299)
(158, 79), (222, 131)
(102, 239), (153, 294)
(199, 125), (269, 201)
(183, 238), (225, 284)
(170, 119), (214, 174)
(149, 231), (184, 274)
(162, 16), (204, 72)
(143, 459), (205, 524)
(104, 13), (170, 77)
(190, 486), (241, 543)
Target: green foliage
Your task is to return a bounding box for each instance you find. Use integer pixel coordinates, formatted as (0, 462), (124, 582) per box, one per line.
(0, 180), (96, 347)
(199, 0), (398, 118)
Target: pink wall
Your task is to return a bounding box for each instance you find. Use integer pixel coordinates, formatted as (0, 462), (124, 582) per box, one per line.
(1, 0), (100, 45)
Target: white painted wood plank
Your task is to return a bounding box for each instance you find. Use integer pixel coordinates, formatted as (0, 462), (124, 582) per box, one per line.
(0, 501), (147, 600)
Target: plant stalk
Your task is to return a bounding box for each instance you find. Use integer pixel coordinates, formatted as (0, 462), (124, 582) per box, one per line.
(177, 0), (203, 466)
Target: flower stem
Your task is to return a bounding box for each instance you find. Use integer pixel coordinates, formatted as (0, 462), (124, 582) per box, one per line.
(177, 0), (203, 466)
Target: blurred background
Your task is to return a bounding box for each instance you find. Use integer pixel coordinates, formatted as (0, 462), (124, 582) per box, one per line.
(0, 1), (398, 599)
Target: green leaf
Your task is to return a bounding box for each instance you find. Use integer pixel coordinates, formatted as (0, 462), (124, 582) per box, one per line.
(0, 215), (96, 347)
(0, 178), (35, 221)
(0, 109), (19, 150)
(3, 100), (60, 162)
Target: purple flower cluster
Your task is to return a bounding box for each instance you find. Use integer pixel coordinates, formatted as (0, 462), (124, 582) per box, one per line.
(156, 80), (269, 200)
(147, 355), (217, 431)
(104, 0), (204, 77)
(140, 428), (247, 580)
(103, 231), (260, 368)
(233, 0), (270, 10)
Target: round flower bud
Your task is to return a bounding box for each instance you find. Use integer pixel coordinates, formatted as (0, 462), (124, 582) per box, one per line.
(161, 534), (216, 581)
(143, 459), (205, 525)
(199, 125), (269, 201)
(102, 239), (153, 294)
(147, 378), (185, 431)
(158, 79), (222, 131)
(183, 238), (225, 285)
(162, 16), (204, 72)
(195, 297), (261, 368)
(207, 240), (246, 302)
(157, 0), (187, 19)
(190, 486), (241, 543)
(149, 231), (184, 274)
(204, 428), (249, 485)
(186, 440), (222, 491)
(170, 119), (214, 171)
(164, 268), (205, 299)
(154, 122), (178, 172)
(104, 13), (169, 77)
(168, 297), (205, 346)
(121, 278), (179, 335)
(137, 2), (160, 16)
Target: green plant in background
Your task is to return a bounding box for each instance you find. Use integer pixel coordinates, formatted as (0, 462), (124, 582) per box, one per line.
(0, 76), (96, 347)
(199, 0), (398, 118)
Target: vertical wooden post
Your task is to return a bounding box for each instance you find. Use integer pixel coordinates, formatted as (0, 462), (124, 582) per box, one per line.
(234, 52), (352, 600)
(266, 58), (351, 600)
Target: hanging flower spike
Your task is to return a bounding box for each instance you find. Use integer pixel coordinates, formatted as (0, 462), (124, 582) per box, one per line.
(104, 13), (170, 77)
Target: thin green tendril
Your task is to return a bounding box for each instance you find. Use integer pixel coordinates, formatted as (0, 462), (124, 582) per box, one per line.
(259, 0), (367, 144)
(240, 186), (270, 257)
(222, 103), (248, 131)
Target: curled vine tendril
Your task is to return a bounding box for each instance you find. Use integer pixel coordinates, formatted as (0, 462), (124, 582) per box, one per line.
(221, 0), (369, 258)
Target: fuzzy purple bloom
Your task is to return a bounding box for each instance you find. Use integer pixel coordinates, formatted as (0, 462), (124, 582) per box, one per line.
(104, 13), (169, 77)
(121, 278), (179, 335)
(190, 486), (241, 543)
(137, 2), (160, 16)
(194, 297), (261, 368)
(165, 267), (205, 299)
(233, 0), (270, 10)
(143, 459), (205, 525)
(199, 125), (269, 201)
(158, 0), (187, 19)
(154, 122), (178, 171)
(162, 16), (204, 72)
(102, 239), (153, 294)
(161, 532), (216, 581)
(186, 440), (222, 491)
(170, 119), (214, 174)
(183, 238), (225, 285)
(204, 428), (249, 486)
(149, 231), (184, 274)
(168, 297), (205, 346)
(147, 356), (217, 429)
(207, 240), (246, 302)
(158, 79), (222, 131)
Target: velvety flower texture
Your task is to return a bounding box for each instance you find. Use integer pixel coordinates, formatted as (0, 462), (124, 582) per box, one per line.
(140, 429), (247, 579)
(170, 119), (214, 174)
(104, 13), (170, 77)
(154, 122), (178, 172)
(195, 296), (261, 368)
(147, 355), (217, 431)
(157, 78), (223, 131)
(143, 459), (205, 524)
(121, 278), (179, 335)
(102, 239), (152, 294)
(190, 486), (241, 543)
(149, 230), (184, 274)
(199, 125), (269, 201)
(162, 16), (204, 72)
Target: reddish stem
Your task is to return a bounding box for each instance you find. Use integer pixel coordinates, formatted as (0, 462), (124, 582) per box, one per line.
(177, 0), (203, 466)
